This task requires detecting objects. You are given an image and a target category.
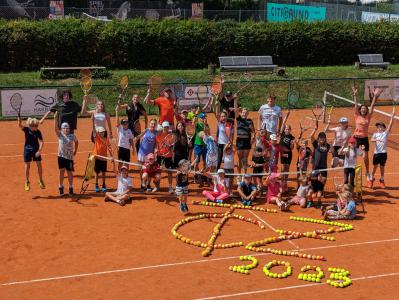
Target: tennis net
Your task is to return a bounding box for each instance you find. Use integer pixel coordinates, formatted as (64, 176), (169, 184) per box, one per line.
(323, 91), (399, 151)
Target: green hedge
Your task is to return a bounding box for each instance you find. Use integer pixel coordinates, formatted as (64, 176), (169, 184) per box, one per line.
(1, 19), (399, 71)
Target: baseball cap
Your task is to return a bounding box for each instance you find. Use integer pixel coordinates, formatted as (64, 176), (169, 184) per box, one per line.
(157, 124), (163, 131)
(61, 122), (70, 129)
(225, 91), (232, 97)
(243, 174), (251, 178)
(181, 110), (188, 114)
(161, 121), (170, 128)
(339, 117), (348, 123)
(217, 169), (225, 174)
(198, 112), (206, 119)
(96, 126), (106, 133)
(310, 170), (320, 177)
(146, 153), (155, 160)
(121, 119), (129, 125)
(270, 134), (277, 141)
(120, 165), (128, 171)
(348, 136), (356, 144)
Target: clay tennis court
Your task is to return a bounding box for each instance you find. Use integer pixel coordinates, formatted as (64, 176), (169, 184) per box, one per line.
(1, 108), (399, 300)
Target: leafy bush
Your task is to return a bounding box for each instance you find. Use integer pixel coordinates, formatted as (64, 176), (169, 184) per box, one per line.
(1, 19), (399, 71)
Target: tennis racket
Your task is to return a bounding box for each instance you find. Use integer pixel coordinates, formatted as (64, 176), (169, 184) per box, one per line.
(81, 76), (92, 96)
(79, 68), (91, 79)
(86, 94), (98, 110)
(197, 85), (209, 100)
(148, 75), (163, 97)
(117, 75), (129, 102)
(210, 75), (222, 95)
(390, 87), (399, 107)
(186, 122), (196, 144)
(333, 174), (344, 191)
(133, 117), (146, 136)
(10, 92), (23, 118)
(300, 117), (314, 131)
(312, 101), (324, 121)
(158, 133), (177, 157)
(287, 87), (300, 109)
(236, 72), (252, 95)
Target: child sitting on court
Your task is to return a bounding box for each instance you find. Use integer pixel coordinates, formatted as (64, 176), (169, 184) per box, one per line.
(237, 174), (257, 206)
(288, 176), (310, 208)
(369, 107), (396, 188)
(93, 126), (114, 192)
(175, 159), (191, 213)
(202, 169), (229, 204)
(140, 153), (161, 192)
(322, 184), (353, 215)
(265, 173), (289, 211)
(104, 164), (132, 206)
(324, 191), (356, 220)
(18, 116), (45, 191)
(308, 170), (324, 208)
(55, 118), (78, 196)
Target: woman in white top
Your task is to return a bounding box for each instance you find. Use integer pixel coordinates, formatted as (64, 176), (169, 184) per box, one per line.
(258, 94), (283, 137)
(81, 97), (113, 142)
(215, 111), (234, 169)
(325, 116), (351, 166)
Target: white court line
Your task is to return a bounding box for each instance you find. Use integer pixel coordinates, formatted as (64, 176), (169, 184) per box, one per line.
(0, 150), (91, 159)
(1, 237), (398, 287)
(1, 140), (91, 146)
(195, 272), (399, 300)
(248, 210), (299, 249)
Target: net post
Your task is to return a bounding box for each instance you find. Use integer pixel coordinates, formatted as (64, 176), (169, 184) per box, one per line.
(322, 91), (327, 123)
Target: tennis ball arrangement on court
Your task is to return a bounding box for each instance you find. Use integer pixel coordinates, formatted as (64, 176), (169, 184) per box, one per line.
(229, 256), (258, 275)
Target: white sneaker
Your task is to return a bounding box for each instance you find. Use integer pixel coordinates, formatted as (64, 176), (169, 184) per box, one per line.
(152, 186), (158, 192)
(169, 186), (174, 194)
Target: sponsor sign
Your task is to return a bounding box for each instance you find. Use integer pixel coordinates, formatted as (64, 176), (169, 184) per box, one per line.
(364, 79), (399, 103)
(361, 11), (399, 23)
(267, 2), (326, 22)
(1, 89), (58, 117)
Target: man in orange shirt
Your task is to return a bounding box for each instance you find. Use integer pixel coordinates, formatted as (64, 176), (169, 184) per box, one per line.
(145, 88), (176, 129)
(93, 126), (114, 192)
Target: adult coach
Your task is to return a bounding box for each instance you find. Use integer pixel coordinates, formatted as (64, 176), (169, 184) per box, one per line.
(258, 94), (283, 136)
(145, 88), (175, 129)
(118, 94), (148, 152)
(40, 89), (87, 134)
(352, 86), (382, 186)
(218, 91), (237, 119)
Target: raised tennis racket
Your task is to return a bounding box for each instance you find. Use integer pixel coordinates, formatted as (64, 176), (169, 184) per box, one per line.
(79, 68), (91, 79)
(210, 75), (223, 95)
(186, 122), (196, 144)
(236, 72), (252, 95)
(10, 92), (23, 118)
(391, 87), (399, 107)
(312, 101), (324, 121)
(133, 117), (146, 136)
(197, 85), (209, 100)
(158, 133), (177, 157)
(81, 76), (92, 96)
(86, 94), (98, 110)
(300, 117), (313, 131)
(287, 88), (300, 109)
(148, 75), (163, 97)
(117, 75), (129, 102)
(333, 174), (344, 191)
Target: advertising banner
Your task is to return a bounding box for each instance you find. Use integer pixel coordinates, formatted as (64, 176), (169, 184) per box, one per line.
(267, 2), (326, 22)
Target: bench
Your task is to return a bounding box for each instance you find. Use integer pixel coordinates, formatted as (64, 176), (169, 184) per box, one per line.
(356, 54), (389, 70)
(40, 66), (108, 79)
(219, 56), (278, 72)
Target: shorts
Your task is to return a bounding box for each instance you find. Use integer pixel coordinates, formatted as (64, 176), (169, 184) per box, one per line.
(236, 137), (251, 150)
(94, 159), (107, 173)
(332, 146), (344, 159)
(281, 151), (292, 165)
(355, 136), (369, 152)
(24, 148), (41, 163)
(373, 153), (387, 166)
(142, 170), (160, 178)
(175, 185), (189, 196)
(194, 144), (207, 163)
(58, 156), (74, 171)
(157, 156), (173, 169)
(118, 147), (131, 162)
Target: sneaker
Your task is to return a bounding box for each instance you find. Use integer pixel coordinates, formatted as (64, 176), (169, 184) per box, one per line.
(179, 202), (185, 213)
(215, 199), (223, 204)
(146, 185), (152, 193)
(95, 184), (100, 193)
(59, 186), (64, 195)
(183, 203), (189, 212)
(38, 180), (45, 189)
(315, 202), (322, 209)
(379, 179), (386, 189)
(140, 186), (145, 193)
(152, 186), (159, 193)
(68, 187), (74, 196)
(102, 185), (107, 193)
(367, 178), (375, 189)
(306, 201), (313, 208)
(241, 200), (247, 206)
(236, 176), (242, 185)
(246, 200), (252, 206)
(119, 199), (126, 206)
(169, 186), (174, 194)
(25, 181), (30, 192)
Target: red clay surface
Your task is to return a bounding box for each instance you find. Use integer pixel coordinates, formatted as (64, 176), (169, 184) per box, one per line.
(1, 109), (399, 300)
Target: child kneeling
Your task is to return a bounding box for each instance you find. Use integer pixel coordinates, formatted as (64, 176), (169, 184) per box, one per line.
(140, 153), (161, 192)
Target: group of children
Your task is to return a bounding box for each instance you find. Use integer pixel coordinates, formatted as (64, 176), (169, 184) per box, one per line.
(19, 87), (397, 218)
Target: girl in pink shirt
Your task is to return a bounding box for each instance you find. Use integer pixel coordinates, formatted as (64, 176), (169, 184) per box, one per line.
(265, 173), (289, 210)
(352, 86), (382, 186)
